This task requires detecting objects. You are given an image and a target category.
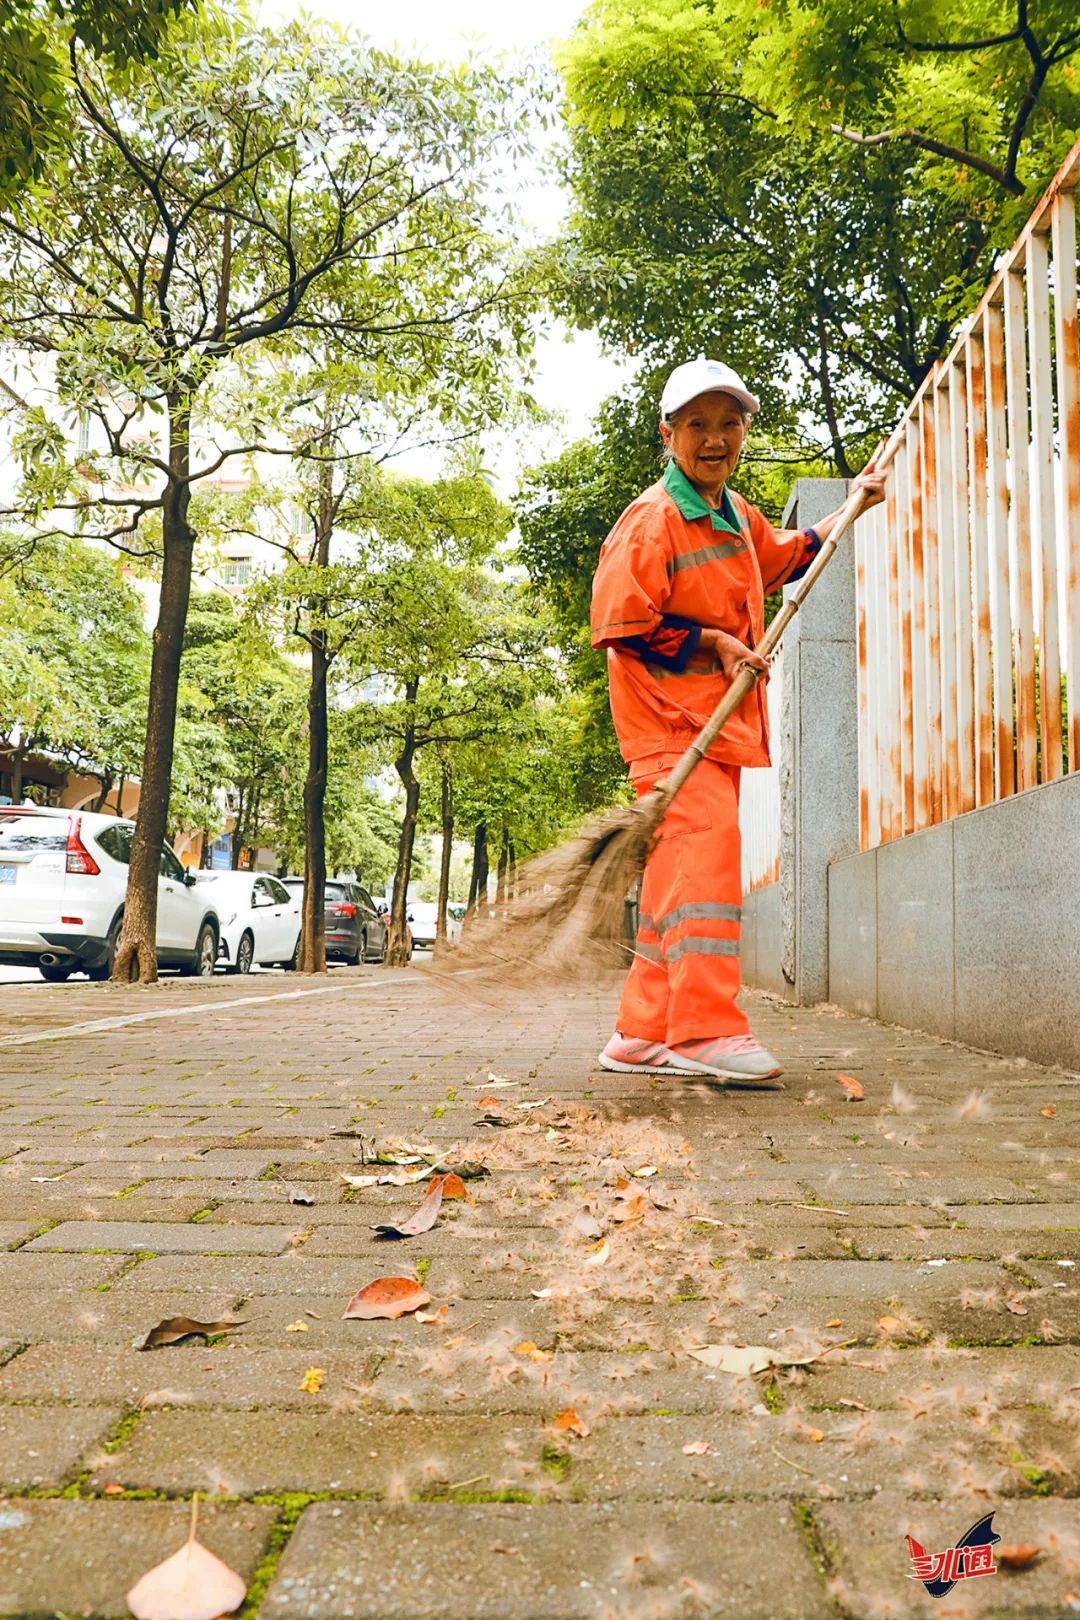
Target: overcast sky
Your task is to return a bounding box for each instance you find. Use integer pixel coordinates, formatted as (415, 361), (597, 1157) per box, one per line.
(257, 0), (633, 479)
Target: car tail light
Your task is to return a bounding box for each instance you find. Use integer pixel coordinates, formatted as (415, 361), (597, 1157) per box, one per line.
(65, 817), (100, 876)
(61, 916), (83, 925)
(335, 902), (357, 918)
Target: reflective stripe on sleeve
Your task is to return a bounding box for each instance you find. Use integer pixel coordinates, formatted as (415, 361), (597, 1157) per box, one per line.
(666, 538), (743, 576)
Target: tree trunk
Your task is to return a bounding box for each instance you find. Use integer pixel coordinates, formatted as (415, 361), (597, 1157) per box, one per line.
(465, 819), (489, 926)
(496, 824), (510, 907)
(508, 836), (517, 903)
(113, 774), (126, 817)
(231, 784), (245, 869)
(435, 760), (453, 950)
(299, 467), (335, 975)
(92, 776), (113, 813)
(113, 401), (196, 984)
(386, 681), (420, 968)
(11, 740), (26, 804)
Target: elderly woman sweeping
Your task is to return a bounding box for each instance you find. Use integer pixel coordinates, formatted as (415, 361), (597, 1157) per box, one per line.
(592, 358), (885, 1084)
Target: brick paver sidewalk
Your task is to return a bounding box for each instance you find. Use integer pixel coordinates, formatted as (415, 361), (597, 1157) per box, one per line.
(0, 964), (1077, 1619)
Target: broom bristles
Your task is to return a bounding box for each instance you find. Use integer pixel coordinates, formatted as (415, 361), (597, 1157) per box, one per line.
(443, 790), (669, 981)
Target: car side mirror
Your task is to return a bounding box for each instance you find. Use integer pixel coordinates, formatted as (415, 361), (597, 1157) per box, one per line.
(183, 871), (197, 887)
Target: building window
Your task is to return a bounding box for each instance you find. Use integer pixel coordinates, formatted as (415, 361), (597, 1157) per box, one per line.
(219, 558), (252, 587)
(76, 414), (91, 456)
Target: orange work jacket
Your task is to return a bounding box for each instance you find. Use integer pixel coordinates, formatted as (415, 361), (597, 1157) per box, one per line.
(591, 461), (821, 768)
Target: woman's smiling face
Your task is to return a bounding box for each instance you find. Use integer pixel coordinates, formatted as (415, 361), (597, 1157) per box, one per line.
(659, 390), (747, 503)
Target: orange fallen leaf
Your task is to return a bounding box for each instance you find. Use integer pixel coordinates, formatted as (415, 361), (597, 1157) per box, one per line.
(416, 1304), (449, 1326)
(681, 1440), (709, 1455)
(825, 1318), (842, 1329)
(612, 1195), (648, 1225)
(126, 1494), (245, 1620)
(998, 1546), (1042, 1571)
(438, 1173), (468, 1200)
(343, 1277), (432, 1321)
(836, 1072), (865, 1101)
(103, 1481), (125, 1496)
(552, 1407), (590, 1437)
(1041, 1107), (1055, 1118)
(514, 1340), (554, 1363)
(806, 1427), (825, 1443)
(878, 1315), (904, 1334)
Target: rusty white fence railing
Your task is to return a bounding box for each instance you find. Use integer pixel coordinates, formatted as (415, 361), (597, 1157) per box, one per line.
(856, 135), (1080, 850)
(740, 641), (783, 890)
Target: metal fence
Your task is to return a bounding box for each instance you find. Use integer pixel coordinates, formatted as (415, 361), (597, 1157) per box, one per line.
(855, 136), (1080, 850)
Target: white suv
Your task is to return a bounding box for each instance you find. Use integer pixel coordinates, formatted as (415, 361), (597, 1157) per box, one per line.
(0, 807), (220, 981)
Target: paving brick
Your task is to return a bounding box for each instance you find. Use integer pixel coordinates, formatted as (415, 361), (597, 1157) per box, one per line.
(0, 1223), (38, 1250)
(0, 1403), (122, 1488)
(947, 1202), (1080, 1229)
(0, 1253), (127, 1289)
(24, 1220), (294, 1254)
(0, 1499), (277, 1618)
(261, 1502), (825, 1620)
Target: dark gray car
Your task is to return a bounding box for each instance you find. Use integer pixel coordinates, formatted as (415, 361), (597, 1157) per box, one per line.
(280, 877), (388, 964)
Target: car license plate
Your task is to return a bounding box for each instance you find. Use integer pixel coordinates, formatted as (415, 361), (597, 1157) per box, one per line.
(0, 865), (15, 884)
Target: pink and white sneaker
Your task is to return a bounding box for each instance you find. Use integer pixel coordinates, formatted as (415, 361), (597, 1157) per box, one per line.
(666, 1034), (783, 1084)
(597, 1033), (698, 1075)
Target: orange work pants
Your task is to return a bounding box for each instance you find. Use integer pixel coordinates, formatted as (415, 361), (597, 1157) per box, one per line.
(617, 752), (749, 1046)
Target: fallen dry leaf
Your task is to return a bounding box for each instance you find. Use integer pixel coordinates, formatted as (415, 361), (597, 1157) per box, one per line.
(571, 1211), (603, 1241)
(634, 1165), (658, 1178)
(825, 1319), (842, 1329)
(126, 1494), (245, 1620)
(282, 1183), (314, 1206)
(438, 1173), (468, 1201)
(284, 1320), (309, 1334)
(877, 1315), (904, 1335)
(299, 1368), (324, 1394)
(340, 1173), (380, 1190)
(836, 1072), (865, 1101)
(1041, 1107), (1056, 1118)
(514, 1340), (554, 1363)
(416, 1304), (449, 1326)
(611, 1195), (648, 1226)
(343, 1277), (432, 1321)
(137, 1317), (246, 1352)
(103, 1482), (125, 1496)
(1006, 1294), (1029, 1316)
(687, 1344), (818, 1375)
(552, 1407), (590, 1437)
(584, 1239), (610, 1268)
(998, 1546), (1042, 1571)
(806, 1427), (825, 1443)
(681, 1440), (709, 1456)
(473, 1113), (514, 1129)
(372, 1175), (445, 1241)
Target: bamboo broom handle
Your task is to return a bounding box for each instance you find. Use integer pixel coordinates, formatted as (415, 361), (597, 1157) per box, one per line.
(658, 480), (875, 805)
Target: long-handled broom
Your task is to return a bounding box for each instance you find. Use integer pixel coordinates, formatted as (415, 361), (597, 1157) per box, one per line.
(452, 477), (877, 977)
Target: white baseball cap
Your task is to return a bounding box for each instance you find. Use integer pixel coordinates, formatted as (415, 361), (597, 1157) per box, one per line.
(660, 357), (760, 420)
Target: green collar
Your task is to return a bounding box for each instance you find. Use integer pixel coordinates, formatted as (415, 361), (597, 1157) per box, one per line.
(662, 460), (742, 535)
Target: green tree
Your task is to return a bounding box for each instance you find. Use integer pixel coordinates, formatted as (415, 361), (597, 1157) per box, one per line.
(0, 532), (148, 803)
(0, 11), (532, 981)
(554, 0), (1080, 468)
(0, 0), (190, 197)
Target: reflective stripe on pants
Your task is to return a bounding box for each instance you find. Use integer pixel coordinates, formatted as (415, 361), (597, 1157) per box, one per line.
(618, 751), (748, 1045)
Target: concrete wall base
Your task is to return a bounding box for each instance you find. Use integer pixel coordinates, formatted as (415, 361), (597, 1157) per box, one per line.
(827, 773), (1080, 1071)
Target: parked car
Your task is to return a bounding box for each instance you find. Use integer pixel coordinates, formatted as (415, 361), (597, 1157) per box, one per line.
(405, 901), (463, 949)
(279, 876), (388, 964)
(194, 871), (300, 973)
(0, 806), (220, 981)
